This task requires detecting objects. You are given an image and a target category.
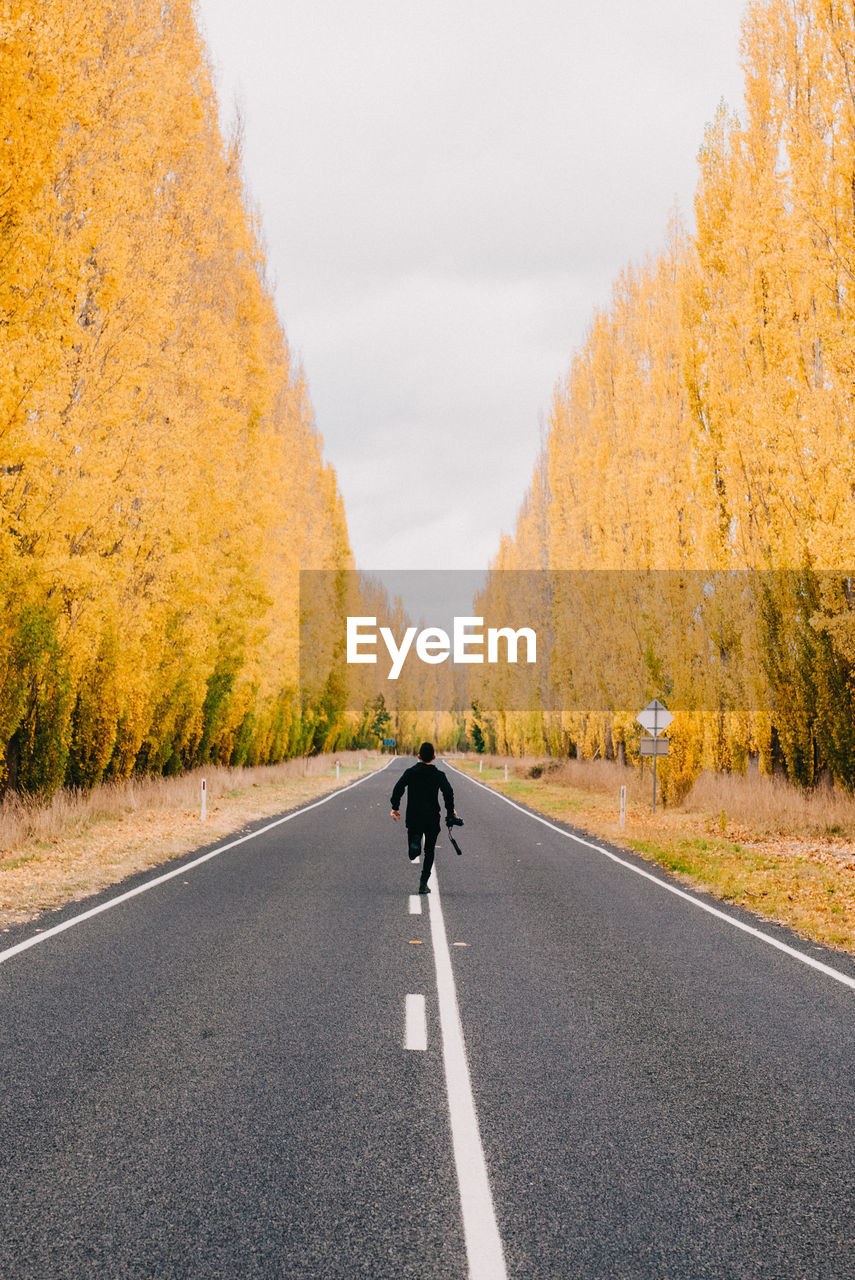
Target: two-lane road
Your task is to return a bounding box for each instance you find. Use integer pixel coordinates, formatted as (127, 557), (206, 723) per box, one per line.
(2, 758), (855, 1277)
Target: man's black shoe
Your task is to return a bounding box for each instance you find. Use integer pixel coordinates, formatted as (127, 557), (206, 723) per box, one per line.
(419, 885), (431, 894)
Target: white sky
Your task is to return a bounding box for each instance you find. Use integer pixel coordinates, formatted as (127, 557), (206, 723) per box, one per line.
(195, 0), (747, 575)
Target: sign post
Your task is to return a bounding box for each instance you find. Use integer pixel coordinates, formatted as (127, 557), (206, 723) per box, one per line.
(636, 699), (673, 813)
(201, 777), (207, 822)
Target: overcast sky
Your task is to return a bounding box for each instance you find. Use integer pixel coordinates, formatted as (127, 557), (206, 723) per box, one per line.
(195, 0), (747, 577)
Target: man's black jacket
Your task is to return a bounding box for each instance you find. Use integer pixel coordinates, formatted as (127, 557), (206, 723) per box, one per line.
(390, 761), (455, 830)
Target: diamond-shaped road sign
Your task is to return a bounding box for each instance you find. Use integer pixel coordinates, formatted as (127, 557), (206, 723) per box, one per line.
(636, 698), (674, 737)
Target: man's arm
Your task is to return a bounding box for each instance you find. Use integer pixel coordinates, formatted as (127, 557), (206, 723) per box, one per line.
(390, 769), (408, 819)
(390, 774), (406, 809)
(439, 771), (455, 819)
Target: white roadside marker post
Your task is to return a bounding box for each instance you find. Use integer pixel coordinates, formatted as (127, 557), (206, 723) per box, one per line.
(201, 778), (207, 821)
(620, 784), (626, 828)
(336, 759), (340, 779)
(504, 763), (508, 781)
(479, 759), (483, 774)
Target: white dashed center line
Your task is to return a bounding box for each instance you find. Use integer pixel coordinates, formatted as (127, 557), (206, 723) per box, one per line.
(405, 993), (427, 1050)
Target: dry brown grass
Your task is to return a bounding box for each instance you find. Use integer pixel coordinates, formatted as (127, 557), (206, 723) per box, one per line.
(525, 756), (651, 803)
(682, 768), (855, 839)
(0, 751), (384, 931)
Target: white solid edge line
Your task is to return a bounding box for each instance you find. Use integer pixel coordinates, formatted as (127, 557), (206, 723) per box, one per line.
(0, 759), (395, 969)
(409, 894), (422, 915)
(445, 762), (855, 992)
(429, 874), (508, 1280)
(405, 993), (427, 1051)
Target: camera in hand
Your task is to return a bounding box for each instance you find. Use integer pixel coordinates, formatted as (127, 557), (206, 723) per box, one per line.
(446, 814), (464, 828)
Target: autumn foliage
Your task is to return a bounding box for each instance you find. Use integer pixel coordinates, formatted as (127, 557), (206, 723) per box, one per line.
(475, 0), (855, 793)
(0, 0), (353, 795)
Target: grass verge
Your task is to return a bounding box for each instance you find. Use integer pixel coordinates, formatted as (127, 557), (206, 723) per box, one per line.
(0, 752), (385, 932)
(451, 756), (855, 954)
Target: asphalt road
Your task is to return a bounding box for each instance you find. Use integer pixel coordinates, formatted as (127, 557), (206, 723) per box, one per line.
(3, 758), (855, 1278)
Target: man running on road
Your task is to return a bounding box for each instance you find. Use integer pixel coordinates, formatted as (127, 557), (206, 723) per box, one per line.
(390, 742), (455, 894)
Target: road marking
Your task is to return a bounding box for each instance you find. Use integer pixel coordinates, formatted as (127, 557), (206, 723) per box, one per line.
(409, 894), (422, 914)
(447, 763), (855, 994)
(428, 874), (508, 1280)
(405, 993), (427, 1050)
(0, 760), (395, 970)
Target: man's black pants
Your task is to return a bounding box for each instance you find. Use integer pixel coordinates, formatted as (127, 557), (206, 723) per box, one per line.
(407, 824), (440, 888)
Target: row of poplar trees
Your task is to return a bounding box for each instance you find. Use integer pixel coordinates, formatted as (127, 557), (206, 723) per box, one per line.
(1, 0), (355, 796)
(474, 0), (855, 796)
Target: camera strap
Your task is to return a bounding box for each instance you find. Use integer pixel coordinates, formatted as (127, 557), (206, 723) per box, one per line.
(446, 826), (463, 856)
